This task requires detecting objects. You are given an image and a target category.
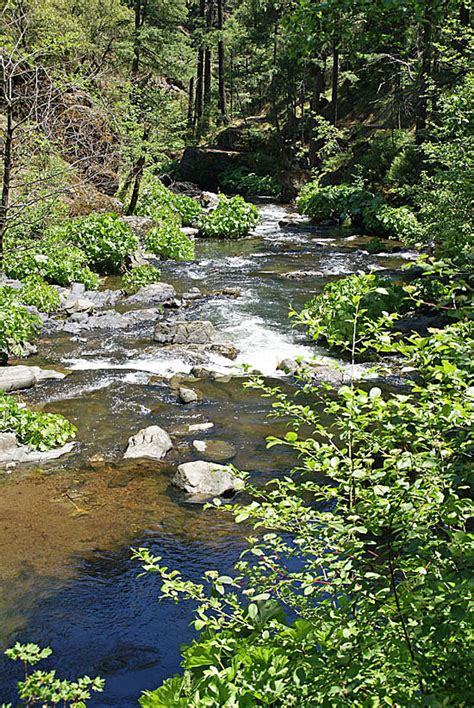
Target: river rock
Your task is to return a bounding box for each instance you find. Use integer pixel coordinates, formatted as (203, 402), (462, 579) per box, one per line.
(212, 287), (242, 298)
(154, 320), (217, 345)
(125, 283), (176, 306)
(86, 289), (123, 308)
(282, 270), (324, 280)
(200, 191), (220, 209)
(209, 342), (238, 360)
(172, 421), (214, 436)
(182, 288), (202, 301)
(178, 386), (199, 404)
(0, 365), (65, 392)
(277, 358), (299, 375)
(189, 422), (214, 432)
(124, 425), (173, 460)
(0, 366), (36, 392)
(279, 214), (316, 231)
(0, 433), (75, 465)
(0, 433), (18, 458)
(190, 366), (214, 379)
(181, 227), (198, 238)
(62, 307), (160, 333)
(121, 215), (155, 237)
(63, 297), (96, 315)
(192, 439), (236, 461)
(172, 460), (244, 497)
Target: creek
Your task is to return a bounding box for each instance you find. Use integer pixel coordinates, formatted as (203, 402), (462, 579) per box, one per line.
(0, 203), (415, 704)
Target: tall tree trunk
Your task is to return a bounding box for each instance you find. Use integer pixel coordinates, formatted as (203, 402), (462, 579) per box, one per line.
(460, 2), (470, 26)
(330, 30), (339, 126)
(229, 49), (234, 116)
(202, 0), (214, 130)
(415, 1), (435, 144)
(309, 65), (324, 167)
(0, 100), (13, 265)
(270, 22), (281, 135)
(217, 0), (228, 124)
(187, 76), (195, 129)
(127, 126), (150, 215)
(131, 0), (143, 82)
(194, 0), (206, 127)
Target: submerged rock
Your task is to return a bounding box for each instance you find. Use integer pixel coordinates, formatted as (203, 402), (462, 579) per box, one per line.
(0, 365), (65, 393)
(125, 283), (176, 306)
(192, 439), (236, 461)
(172, 422), (214, 435)
(172, 460), (244, 497)
(124, 425), (173, 460)
(282, 270), (324, 280)
(212, 287), (242, 298)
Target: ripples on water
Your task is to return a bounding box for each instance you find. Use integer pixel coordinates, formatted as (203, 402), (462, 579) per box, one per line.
(0, 202), (415, 703)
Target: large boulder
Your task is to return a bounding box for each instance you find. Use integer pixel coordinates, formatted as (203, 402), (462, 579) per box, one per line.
(154, 320), (218, 345)
(0, 366), (36, 392)
(172, 460), (244, 497)
(0, 365), (65, 393)
(125, 283), (176, 307)
(124, 425), (173, 460)
(154, 320), (238, 360)
(62, 307), (161, 334)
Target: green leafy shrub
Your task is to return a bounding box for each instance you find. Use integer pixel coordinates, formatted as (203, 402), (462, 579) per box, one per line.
(220, 167), (281, 197)
(5, 643), (104, 705)
(296, 181), (422, 242)
(4, 232), (99, 290)
(293, 272), (406, 353)
(122, 264), (161, 294)
(0, 288), (41, 362)
(297, 182), (375, 224)
(136, 177), (203, 226)
(19, 275), (61, 314)
(145, 223), (195, 260)
(58, 212), (138, 274)
(0, 393), (76, 450)
(297, 181), (349, 222)
(135, 317), (473, 706)
(198, 194), (259, 239)
(363, 203), (423, 243)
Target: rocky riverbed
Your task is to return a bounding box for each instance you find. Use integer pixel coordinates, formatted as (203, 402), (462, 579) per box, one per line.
(0, 202), (417, 703)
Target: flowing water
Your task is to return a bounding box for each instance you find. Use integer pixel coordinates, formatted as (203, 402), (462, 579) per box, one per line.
(0, 203), (414, 704)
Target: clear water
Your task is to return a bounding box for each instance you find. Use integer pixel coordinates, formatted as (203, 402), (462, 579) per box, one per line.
(0, 203), (413, 703)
